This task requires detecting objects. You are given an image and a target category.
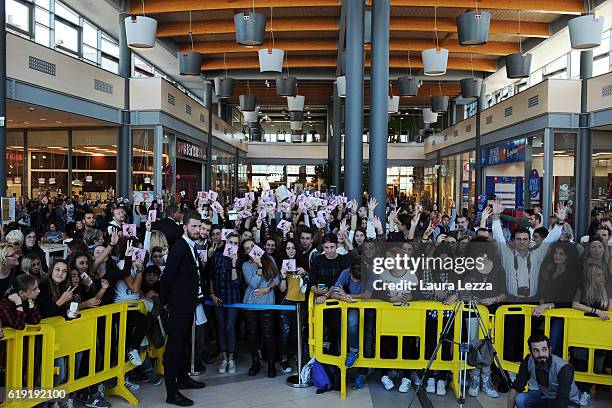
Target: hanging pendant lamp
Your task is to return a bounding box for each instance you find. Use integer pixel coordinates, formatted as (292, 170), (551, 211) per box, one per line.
(456, 2), (491, 46)
(287, 95), (305, 112)
(423, 7), (448, 76)
(399, 51), (420, 96)
(431, 95), (449, 113)
(335, 76), (346, 98)
(460, 54), (483, 98)
(506, 10), (532, 79)
(258, 7), (284, 73)
(569, 13), (605, 49)
(124, 0), (157, 50)
(423, 108), (438, 124)
(214, 53), (234, 98)
(178, 11), (202, 75)
(276, 76), (297, 96)
(234, 2), (267, 46)
(240, 95), (257, 112)
(243, 109), (260, 123)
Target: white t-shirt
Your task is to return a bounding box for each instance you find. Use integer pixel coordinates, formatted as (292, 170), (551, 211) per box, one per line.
(114, 260), (141, 302)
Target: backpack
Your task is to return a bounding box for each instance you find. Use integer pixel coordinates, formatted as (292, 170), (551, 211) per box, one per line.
(311, 360), (340, 394)
(300, 358), (315, 384)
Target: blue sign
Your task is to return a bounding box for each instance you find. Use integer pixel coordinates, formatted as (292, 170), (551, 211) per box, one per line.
(481, 139), (526, 167)
(529, 169), (540, 199)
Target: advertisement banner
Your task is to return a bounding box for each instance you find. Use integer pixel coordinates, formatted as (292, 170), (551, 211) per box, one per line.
(480, 139), (526, 167)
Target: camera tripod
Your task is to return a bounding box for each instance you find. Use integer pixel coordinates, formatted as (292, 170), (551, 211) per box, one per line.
(407, 296), (510, 408)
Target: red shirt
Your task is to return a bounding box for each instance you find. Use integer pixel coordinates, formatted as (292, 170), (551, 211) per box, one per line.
(0, 296), (42, 330)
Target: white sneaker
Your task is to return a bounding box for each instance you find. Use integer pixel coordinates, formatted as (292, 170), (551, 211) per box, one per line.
(426, 378), (436, 394)
(218, 359), (228, 374)
(63, 399), (74, 408)
(127, 349), (143, 366)
(228, 360), (236, 374)
(481, 375), (499, 398)
(399, 378), (411, 393)
(436, 380), (447, 396)
(124, 377), (141, 391)
(381, 375), (395, 390)
(579, 392), (591, 407)
(411, 372), (422, 386)
(508, 371), (517, 383)
(468, 375), (480, 397)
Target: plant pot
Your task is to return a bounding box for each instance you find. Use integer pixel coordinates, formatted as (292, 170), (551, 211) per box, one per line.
(290, 111), (304, 121)
(568, 14), (605, 49)
(239, 95), (257, 111)
(431, 95), (449, 113)
(287, 95), (305, 112)
(214, 77), (234, 98)
(234, 11), (267, 46)
(336, 76), (346, 97)
(460, 78), (483, 98)
(290, 121), (303, 130)
(243, 109), (259, 123)
(388, 96), (400, 113)
(177, 51), (202, 76)
(364, 9), (372, 44)
(423, 108), (438, 124)
(399, 76), (420, 96)
(506, 53), (532, 79)
(422, 48), (449, 76)
(456, 11), (491, 45)
(258, 48), (285, 73)
(124, 15), (157, 49)
(276, 76), (297, 96)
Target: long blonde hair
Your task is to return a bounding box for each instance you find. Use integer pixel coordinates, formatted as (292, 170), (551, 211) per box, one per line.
(582, 263), (609, 310)
(150, 230), (169, 251)
(0, 242), (15, 269)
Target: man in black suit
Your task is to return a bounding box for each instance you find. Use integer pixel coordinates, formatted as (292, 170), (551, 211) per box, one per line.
(160, 210), (207, 406)
(154, 205), (183, 248)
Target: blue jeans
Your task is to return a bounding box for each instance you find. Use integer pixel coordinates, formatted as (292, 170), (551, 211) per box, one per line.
(214, 306), (239, 354)
(515, 391), (549, 408)
(347, 309), (375, 354)
(550, 318), (564, 357)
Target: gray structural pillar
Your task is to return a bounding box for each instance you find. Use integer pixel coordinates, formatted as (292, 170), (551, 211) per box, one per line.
(118, 9), (132, 200)
(67, 129), (73, 193)
(0, 3), (6, 198)
(449, 100), (457, 126)
(368, 0), (390, 225)
(203, 80), (214, 190)
(575, 49), (593, 237)
(474, 86), (486, 198)
(154, 125), (163, 198)
(542, 127), (554, 223)
(331, 88), (342, 193)
(344, 0), (364, 201)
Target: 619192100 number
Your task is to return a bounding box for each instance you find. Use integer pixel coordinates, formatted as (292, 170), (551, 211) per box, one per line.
(5, 388), (67, 401)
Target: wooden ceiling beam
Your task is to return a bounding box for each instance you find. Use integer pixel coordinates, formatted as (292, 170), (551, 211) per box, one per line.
(157, 17), (548, 38)
(131, 0), (581, 15)
(389, 0), (583, 14)
(188, 38), (518, 56)
(130, 0), (340, 14)
(202, 55), (497, 71)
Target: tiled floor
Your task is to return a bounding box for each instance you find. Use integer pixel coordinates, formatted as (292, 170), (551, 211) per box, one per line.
(108, 359), (612, 408)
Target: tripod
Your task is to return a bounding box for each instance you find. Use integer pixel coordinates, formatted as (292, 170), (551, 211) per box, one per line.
(407, 296), (510, 408)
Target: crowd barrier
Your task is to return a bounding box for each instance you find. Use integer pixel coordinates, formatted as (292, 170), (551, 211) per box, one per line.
(309, 298), (612, 399)
(1, 301), (159, 408)
(493, 305), (612, 386)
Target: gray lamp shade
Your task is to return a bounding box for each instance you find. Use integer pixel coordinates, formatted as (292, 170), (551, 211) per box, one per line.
(287, 95), (305, 112)
(177, 51), (202, 76)
(214, 77), (234, 98)
(399, 76), (420, 96)
(423, 108), (438, 124)
(388, 96), (400, 113)
(276, 76), (297, 96)
(422, 48), (449, 76)
(124, 15), (157, 49)
(456, 11), (491, 45)
(249, 122), (262, 142)
(335, 76), (346, 97)
(239, 95), (257, 111)
(506, 53), (532, 79)
(460, 78), (483, 98)
(364, 9), (372, 44)
(431, 95), (449, 113)
(258, 49), (284, 73)
(243, 109), (259, 123)
(290, 121), (303, 131)
(234, 11), (267, 46)
(568, 15), (605, 49)
(289, 111), (304, 121)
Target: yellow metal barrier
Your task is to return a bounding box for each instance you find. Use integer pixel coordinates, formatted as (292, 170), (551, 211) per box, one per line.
(1, 301), (164, 408)
(493, 305), (612, 386)
(310, 297), (491, 399)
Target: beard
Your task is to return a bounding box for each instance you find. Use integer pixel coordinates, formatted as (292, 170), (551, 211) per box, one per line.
(187, 230), (200, 241)
(536, 356), (548, 367)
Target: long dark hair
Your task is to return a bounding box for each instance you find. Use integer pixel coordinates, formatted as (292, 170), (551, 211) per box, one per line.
(260, 253), (279, 281)
(539, 241), (582, 284)
(48, 259), (69, 302)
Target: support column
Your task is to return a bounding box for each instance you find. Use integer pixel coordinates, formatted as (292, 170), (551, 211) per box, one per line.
(344, 0), (364, 201)
(0, 3), (7, 197)
(474, 85), (486, 198)
(542, 127), (554, 223)
(368, 0), (390, 225)
(523, 140), (532, 210)
(203, 80), (214, 190)
(575, 49), (593, 237)
(154, 125), (163, 198)
(118, 9), (132, 200)
(23, 130), (29, 198)
(331, 88), (342, 192)
(67, 129), (73, 194)
(449, 100), (457, 126)
(234, 148), (239, 199)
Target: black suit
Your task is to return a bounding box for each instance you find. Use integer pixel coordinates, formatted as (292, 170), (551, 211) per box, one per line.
(153, 217), (183, 249)
(160, 236), (206, 397)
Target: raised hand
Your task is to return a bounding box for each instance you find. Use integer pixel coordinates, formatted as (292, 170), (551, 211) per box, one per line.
(491, 199), (504, 216)
(58, 286), (76, 306)
(372, 215), (383, 232)
(124, 240), (134, 257)
(110, 230), (119, 247)
(368, 197), (378, 212)
(555, 202), (567, 222)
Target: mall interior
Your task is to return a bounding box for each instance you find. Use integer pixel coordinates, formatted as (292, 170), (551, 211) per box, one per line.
(1, 1), (612, 407)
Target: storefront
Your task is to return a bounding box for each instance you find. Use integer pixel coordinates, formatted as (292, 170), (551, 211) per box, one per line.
(175, 137), (206, 202)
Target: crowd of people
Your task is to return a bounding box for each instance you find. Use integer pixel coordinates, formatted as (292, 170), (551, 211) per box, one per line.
(0, 188), (610, 408)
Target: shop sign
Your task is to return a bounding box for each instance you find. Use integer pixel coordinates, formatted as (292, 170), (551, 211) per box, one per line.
(529, 169), (540, 199)
(559, 183), (570, 201)
(480, 138), (526, 167)
(176, 139), (206, 160)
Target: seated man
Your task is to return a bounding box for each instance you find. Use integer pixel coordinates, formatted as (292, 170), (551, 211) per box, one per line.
(507, 333), (580, 408)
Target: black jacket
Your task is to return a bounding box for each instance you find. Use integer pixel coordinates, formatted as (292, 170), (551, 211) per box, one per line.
(160, 237), (205, 315)
(153, 218), (183, 248)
